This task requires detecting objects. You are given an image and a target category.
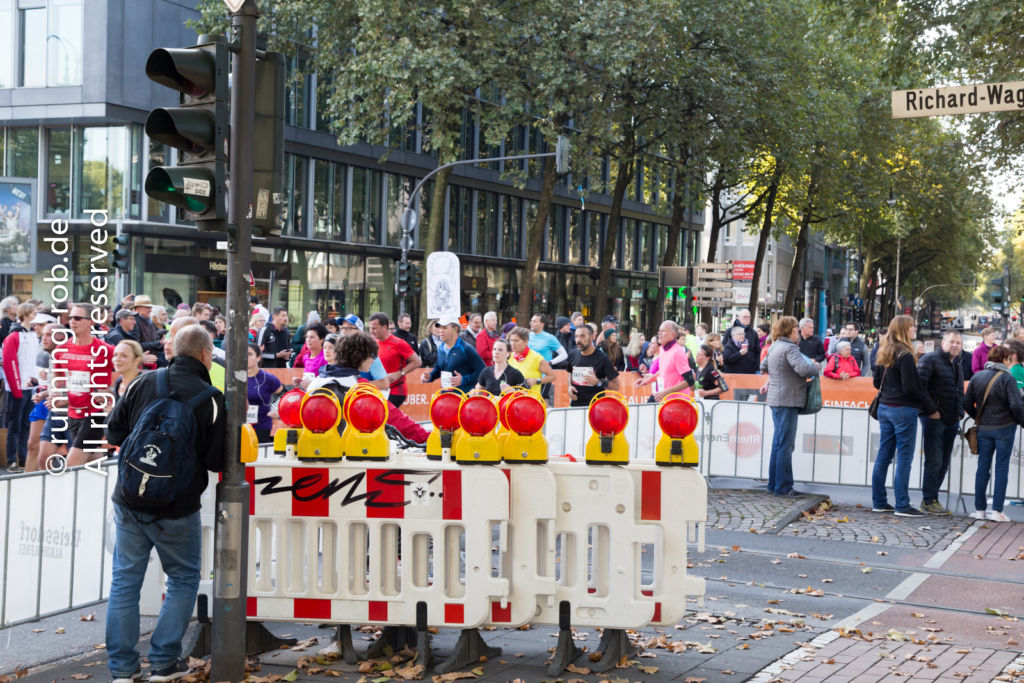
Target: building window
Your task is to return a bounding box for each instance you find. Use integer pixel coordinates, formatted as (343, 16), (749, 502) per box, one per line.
(639, 222), (654, 272)
(546, 204), (565, 263)
(385, 174), (416, 247)
(147, 138), (169, 223)
(46, 127), (70, 216)
(74, 126), (127, 218)
(350, 166), (380, 243)
(500, 194), (520, 259)
(587, 211), (604, 267)
(19, 6), (45, 87)
(620, 218), (636, 270)
(0, 2), (11, 88)
(568, 208), (583, 265)
(47, 0), (82, 86)
(312, 159), (336, 240)
(722, 222), (734, 245)
(285, 56), (309, 128)
(476, 190), (497, 256)
(283, 154), (308, 236)
(447, 185), (471, 253)
(4, 128), (39, 178)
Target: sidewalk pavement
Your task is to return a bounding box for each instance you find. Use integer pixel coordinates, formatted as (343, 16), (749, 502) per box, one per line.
(6, 481), (1023, 683)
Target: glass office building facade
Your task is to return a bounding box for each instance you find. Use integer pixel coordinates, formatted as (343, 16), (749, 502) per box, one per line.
(1, 0), (703, 335)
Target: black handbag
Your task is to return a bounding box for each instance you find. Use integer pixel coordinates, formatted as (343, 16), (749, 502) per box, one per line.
(868, 366), (887, 420)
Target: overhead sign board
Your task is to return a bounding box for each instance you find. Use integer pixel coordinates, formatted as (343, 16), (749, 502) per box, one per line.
(891, 81), (1024, 118)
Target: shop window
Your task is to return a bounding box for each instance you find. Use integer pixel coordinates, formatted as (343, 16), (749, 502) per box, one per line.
(587, 212), (604, 268)
(476, 190), (497, 256)
(657, 224), (668, 265)
(447, 185), (471, 253)
(386, 174), (416, 247)
(4, 128), (38, 178)
(501, 194), (520, 259)
(351, 166), (381, 243)
(74, 126), (127, 218)
(312, 159), (333, 240)
(46, 128), (70, 216)
(147, 139), (169, 223)
(283, 154), (308, 237)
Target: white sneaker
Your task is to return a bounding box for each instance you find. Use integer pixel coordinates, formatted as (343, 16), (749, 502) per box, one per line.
(969, 510), (988, 520)
(987, 510), (1011, 523)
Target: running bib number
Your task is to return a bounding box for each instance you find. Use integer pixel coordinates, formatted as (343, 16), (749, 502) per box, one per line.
(246, 404), (259, 424)
(440, 371), (453, 389)
(571, 367), (596, 385)
(68, 371), (91, 394)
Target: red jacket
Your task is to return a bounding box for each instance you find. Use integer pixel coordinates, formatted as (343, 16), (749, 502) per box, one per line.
(476, 329), (500, 366)
(824, 354), (861, 379)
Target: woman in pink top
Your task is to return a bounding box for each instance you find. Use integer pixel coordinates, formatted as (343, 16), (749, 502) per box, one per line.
(295, 324), (329, 381)
(635, 321), (696, 401)
(972, 327), (1000, 374)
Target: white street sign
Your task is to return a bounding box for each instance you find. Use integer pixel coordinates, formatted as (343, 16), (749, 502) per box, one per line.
(426, 251), (461, 320)
(223, 0), (247, 12)
(892, 81), (1024, 118)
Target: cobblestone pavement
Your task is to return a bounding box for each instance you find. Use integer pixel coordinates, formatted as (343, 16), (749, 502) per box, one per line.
(779, 500), (975, 550)
(708, 488), (821, 533)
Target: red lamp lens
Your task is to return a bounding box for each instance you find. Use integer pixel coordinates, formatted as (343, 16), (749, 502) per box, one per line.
(301, 395), (339, 433)
(505, 394), (545, 435)
(497, 391), (518, 430)
(278, 389), (305, 428)
(431, 392), (462, 432)
(588, 397), (628, 435)
(658, 399), (698, 439)
(459, 395), (498, 436)
(347, 393), (387, 433)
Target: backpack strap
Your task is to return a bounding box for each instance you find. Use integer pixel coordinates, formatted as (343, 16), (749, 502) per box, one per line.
(185, 385), (219, 412)
(156, 368), (170, 399)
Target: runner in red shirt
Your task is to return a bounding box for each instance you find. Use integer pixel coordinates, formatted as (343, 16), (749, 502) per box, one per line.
(367, 312), (422, 408)
(55, 304), (115, 466)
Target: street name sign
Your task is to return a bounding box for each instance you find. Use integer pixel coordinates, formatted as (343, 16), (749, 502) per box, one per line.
(892, 81), (1024, 118)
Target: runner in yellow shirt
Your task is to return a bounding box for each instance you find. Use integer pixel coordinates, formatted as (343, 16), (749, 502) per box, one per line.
(507, 326), (553, 396)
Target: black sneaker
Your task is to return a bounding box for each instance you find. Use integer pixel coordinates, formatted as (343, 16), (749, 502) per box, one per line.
(779, 489), (806, 497)
(871, 504), (895, 513)
(895, 507), (926, 517)
(150, 660), (190, 682)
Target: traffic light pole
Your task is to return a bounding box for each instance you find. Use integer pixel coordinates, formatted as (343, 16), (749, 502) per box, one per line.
(211, 1), (257, 681)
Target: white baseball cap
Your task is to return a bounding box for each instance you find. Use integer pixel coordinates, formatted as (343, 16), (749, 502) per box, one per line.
(437, 314), (460, 328)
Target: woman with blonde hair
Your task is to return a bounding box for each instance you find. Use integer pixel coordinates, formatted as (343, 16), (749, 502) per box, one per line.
(111, 340), (145, 402)
(871, 315), (939, 517)
(624, 331), (644, 372)
(759, 316), (819, 495)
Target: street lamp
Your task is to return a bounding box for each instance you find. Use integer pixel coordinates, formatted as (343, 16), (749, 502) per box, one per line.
(886, 189), (902, 314)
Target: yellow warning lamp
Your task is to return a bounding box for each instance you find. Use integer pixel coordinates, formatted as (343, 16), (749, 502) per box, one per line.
(655, 394), (700, 467)
(240, 423), (259, 463)
(341, 384), (390, 461)
(585, 391), (630, 465)
(501, 391), (548, 464)
(426, 389), (464, 461)
(273, 388), (305, 459)
(454, 391), (500, 464)
(495, 389), (519, 451)
(296, 389), (344, 461)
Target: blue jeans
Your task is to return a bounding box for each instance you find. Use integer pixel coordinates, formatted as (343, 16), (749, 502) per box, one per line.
(106, 504), (201, 678)
(974, 424), (1016, 513)
(768, 406), (799, 494)
(919, 417), (958, 504)
(5, 394), (32, 465)
(873, 404), (918, 510)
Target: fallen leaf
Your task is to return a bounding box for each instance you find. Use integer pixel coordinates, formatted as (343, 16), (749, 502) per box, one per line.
(986, 608), (1008, 616)
(281, 670), (298, 682)
(911, 612), (924, 618)
(69, 675), (91, 680)
(431, 671), (481, 682)
(55, 627), (66, 634)
(787, 553), (806, 559)
(638, 665), (659, 674)
(861, 568), (872, 574)
(31, 629), (44, 633)
(566, 664), (591, 674)
(80, 612), (95, 622)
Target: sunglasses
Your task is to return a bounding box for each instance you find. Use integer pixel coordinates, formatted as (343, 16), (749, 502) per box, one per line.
(68, 315), (89, 321)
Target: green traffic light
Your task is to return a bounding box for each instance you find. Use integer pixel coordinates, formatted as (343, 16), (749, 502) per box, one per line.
(145, 167), (216, 217)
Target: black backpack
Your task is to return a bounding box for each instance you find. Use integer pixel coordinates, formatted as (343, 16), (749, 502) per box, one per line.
(117, 369), (218, 510)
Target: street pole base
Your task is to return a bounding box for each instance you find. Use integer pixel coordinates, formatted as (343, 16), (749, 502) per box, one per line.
(589, 628), (637, 673)
(434, 629), (500, 674)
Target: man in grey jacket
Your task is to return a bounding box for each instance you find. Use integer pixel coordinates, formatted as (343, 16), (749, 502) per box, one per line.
(760, 317), (820, 496)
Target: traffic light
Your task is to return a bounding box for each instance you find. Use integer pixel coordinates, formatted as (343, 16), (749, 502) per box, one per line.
(555, 135), (571, 175)
(411, 263), (423, 295)
(112, 234), (130, 273)
(397, 260), (410, 296)
(144, 37), (228, 227)
(989, 276), (1005, 311)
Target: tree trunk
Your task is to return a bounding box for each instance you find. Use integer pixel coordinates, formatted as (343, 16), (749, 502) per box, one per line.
(703, 173), (725, 264)
(747, 163), (781, 321)
(517, 154), (558, 323)
(417, 164), (453, 338)
(782, 176), (818, 316)
(660, 160), (688, 321)
(593, 153), (634, 323)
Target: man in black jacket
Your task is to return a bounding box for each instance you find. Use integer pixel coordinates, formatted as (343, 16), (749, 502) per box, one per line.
(798, 317), (826, 363)
(131, 295), (167, 368)
(105, 309), (139, 347)
(104, 326), (225, 683)
(258, 306), (293, 368)
(916, 331), (964, 515)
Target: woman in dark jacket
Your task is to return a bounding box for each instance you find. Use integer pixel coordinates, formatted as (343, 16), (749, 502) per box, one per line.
(963, 344), (1024, 523)
(723, 325), (759, 374)
(871, 315), (939, 517)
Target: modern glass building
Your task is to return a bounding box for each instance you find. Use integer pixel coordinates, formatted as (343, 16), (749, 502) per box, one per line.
(0, 0), (703, 334)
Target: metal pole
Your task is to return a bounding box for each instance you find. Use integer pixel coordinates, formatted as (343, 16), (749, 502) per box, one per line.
(212, 1), (257, 680)
(895, 237), (901, 314)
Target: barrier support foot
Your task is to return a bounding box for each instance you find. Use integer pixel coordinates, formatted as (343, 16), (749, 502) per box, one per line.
(434, 629), (501, 674)
(364, 626), (419, 660)
(590, 628), (637, 673)
(414, 601), (431, 671)
(335, 625), (360, 665)
(546, 601), (582, 677)
(246, 621), (298, 655)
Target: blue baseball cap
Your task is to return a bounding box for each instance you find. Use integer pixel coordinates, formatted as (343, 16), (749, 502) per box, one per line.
(341, 313), (363, 331)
